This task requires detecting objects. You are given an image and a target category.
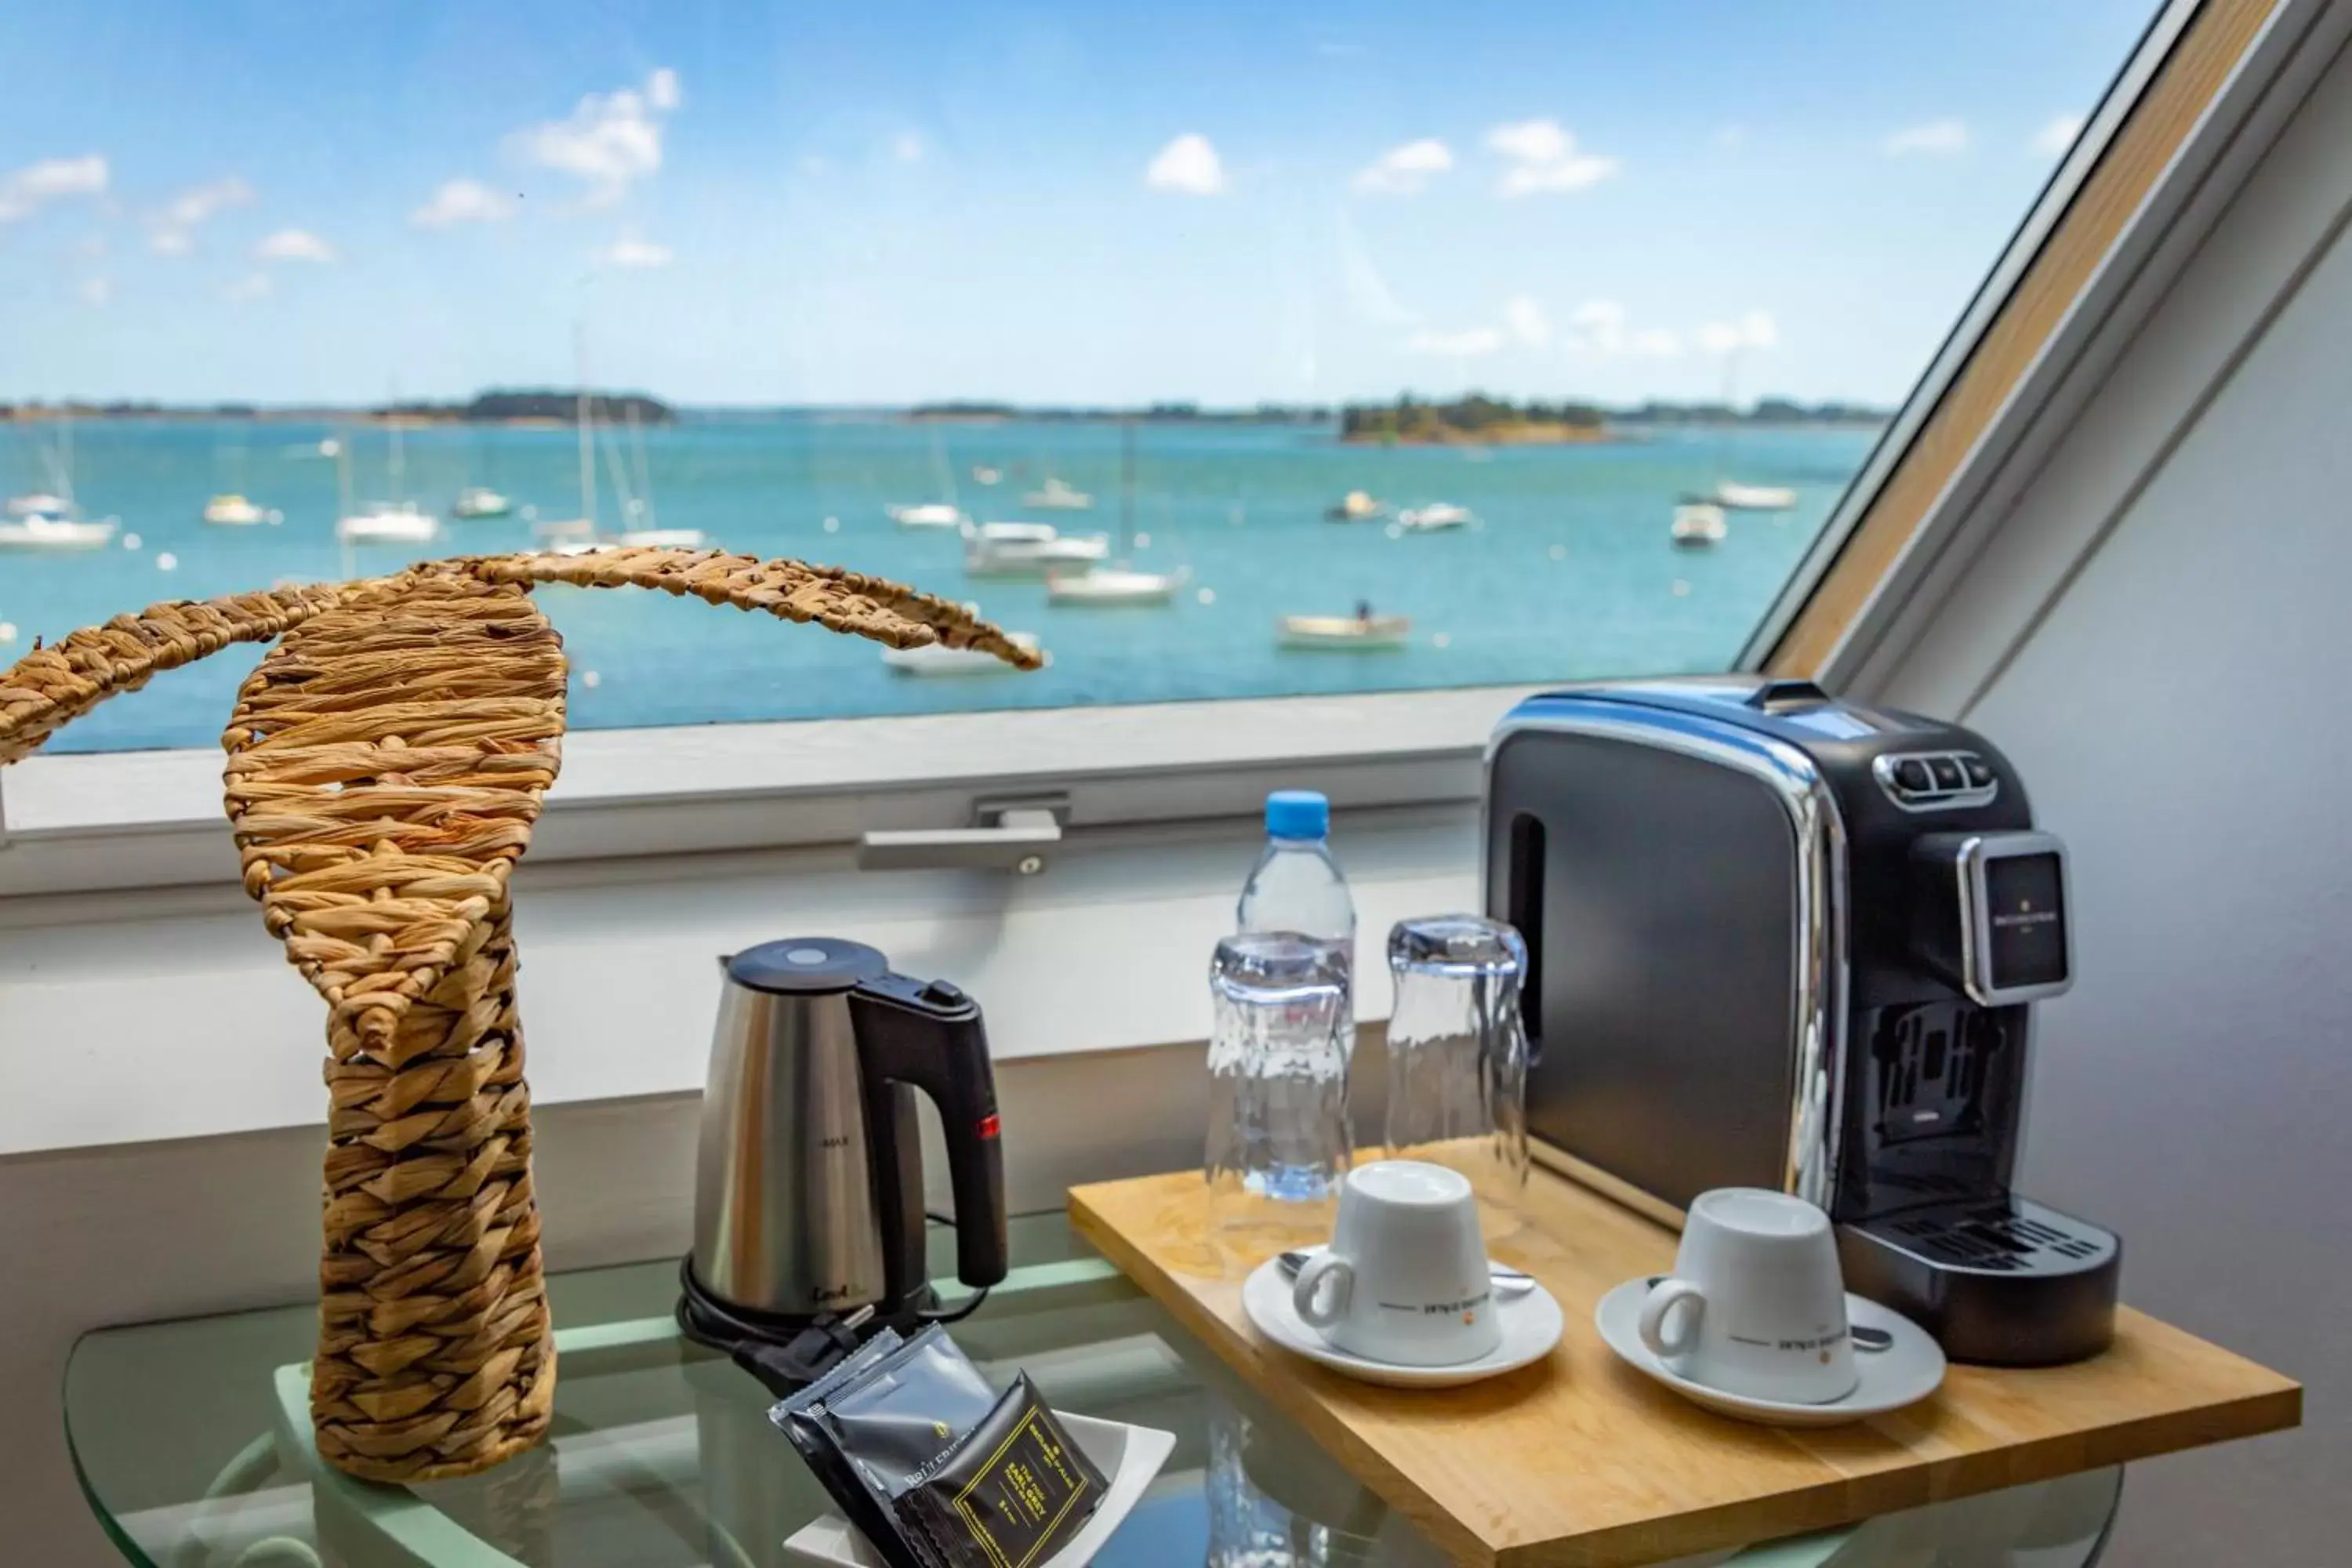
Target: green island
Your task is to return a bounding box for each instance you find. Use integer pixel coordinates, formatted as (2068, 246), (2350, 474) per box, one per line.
(1340, 394), (1610, 446)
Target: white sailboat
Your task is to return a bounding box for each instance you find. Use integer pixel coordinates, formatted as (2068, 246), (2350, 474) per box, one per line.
(1047, 423), (1187, 605)
(882, 630), (1042, 677)
(204, 493), (279, 526)
(604, 401), (703, 549)
(887, 502), (968, 528)
(1023, 476), (1093, 510)
(1279, 611), (1413, 650)
(2, 416), (118, 549)
(337, 416), (441, 544)
(1325, 489), (1387, 522)
(1671, 502), (1729, 548)
(453, 486), (514, 519)
(964, 521), (1110, 577)
(1396, 502), (1475, 532)
(1706, 481), (1798, 511)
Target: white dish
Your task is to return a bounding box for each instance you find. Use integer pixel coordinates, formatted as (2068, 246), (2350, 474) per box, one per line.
(782, 1411), (1175, 1568)
(1595, 1278), (1947, 1427)
(1243, 1252), (1564, 1388)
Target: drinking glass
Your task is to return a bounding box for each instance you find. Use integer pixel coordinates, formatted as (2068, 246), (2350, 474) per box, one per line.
(1205, 932), (1352, 1271)
(1383, 914), (1530, 1235)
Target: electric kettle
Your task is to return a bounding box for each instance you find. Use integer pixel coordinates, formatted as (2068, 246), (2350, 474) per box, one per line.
(684, 937), (1009, 1333)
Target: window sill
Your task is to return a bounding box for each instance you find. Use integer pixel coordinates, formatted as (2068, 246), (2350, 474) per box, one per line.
(0, 684), (1537, 898)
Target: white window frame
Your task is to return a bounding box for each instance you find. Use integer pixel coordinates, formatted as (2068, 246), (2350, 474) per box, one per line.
(0, 0), (2318, 906)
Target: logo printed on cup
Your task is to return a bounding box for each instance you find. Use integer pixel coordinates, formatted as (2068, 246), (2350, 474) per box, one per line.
(1638, 1189), (1858, 1405)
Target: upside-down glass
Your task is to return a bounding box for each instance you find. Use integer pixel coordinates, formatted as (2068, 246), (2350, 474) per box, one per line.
(1205, 931), (1353, 1272)
(1383, 915), (1530, 1235)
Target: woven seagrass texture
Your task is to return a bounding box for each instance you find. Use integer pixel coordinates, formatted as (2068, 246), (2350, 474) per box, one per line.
(0, 546), (1035, 1483)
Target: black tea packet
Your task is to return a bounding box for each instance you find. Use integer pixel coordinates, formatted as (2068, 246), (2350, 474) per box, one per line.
(895, 1372), (1107, 1568)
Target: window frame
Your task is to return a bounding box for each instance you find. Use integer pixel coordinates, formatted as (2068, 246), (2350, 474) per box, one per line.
(0, 0), (2302, 901)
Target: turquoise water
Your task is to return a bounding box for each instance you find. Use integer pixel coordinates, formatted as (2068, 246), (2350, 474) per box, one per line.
(1, 417), (1876, 753)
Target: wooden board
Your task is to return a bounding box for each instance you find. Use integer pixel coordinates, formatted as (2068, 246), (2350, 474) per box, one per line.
(1069, 1167), (2299, 1568)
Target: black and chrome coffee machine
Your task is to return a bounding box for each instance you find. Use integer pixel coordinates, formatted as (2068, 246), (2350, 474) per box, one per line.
(1484, 677), (2118, 1365)
(678, 938), (1010, 1389)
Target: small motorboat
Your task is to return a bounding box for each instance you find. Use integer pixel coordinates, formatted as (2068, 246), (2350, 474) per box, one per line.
(0, 512), (118, 550)
(204, 493), (279, 526)
(338, 502), (441, 544)
(1325, 489), (1388, 522)
(887, 502), (969, 528)
(1704, 481), (1798, 511)
(882, 630), (1043, 676)
(453, 486), (515, 519)
(1396, 503), (1475, 532)
(1023, 477), (1094, 510)
(1279, 612), (1413, 650)
(1671, 503), (1729, 548)
(1047, 566), (1189, 605)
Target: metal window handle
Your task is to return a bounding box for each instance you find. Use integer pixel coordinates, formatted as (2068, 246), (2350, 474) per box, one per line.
(856, 796), (1067, 874)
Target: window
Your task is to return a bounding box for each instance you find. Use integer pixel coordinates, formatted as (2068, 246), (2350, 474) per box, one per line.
(4, 2), (2167, 760)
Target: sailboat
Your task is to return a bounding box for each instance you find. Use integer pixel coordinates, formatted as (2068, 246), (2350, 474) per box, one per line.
(607, 402), (702, 548)
(887, 427), (967, 528)
(1048, 423), (1186, 605)
(1396, 502), (1475, 532)
(1671, 502), (1729, 548)
(0, 415), (119, 550)
(204, 494), (280, 526)
(537, 349), (702, 555)
(338, 415), (441, 544)
(1023, 475), (1093, 510)
(454, 487), (514, 519)
(1678, 347), (1795, 521)
(1703, 481), (1798, 511)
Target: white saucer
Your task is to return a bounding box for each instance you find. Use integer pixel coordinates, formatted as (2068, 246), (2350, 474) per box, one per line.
(1241, 1254), (1564, 1388)
(1594, 1277), (1946, 1427)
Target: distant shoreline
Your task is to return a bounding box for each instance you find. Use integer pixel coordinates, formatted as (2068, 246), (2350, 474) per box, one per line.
(1341, 421), (1616, 448)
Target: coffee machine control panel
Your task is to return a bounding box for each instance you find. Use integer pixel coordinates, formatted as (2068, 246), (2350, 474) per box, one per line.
(1874, 750), (1999, 811)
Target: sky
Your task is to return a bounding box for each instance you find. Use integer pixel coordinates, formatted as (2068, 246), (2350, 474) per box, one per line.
(0, 1), (2158, 408)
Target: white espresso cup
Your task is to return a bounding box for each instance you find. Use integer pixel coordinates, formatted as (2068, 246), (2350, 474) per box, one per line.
(1291, 1160), (1501, 1367)
(1638, 1188), (1857, 1404)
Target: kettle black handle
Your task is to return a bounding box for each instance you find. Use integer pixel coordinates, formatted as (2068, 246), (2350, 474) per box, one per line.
(847, 978), (1010, 1297)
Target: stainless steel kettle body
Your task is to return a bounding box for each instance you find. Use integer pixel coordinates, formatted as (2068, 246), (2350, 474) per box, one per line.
(688, 937), (1008, 1325)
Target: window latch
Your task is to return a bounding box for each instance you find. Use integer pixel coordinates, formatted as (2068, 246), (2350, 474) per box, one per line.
(856, 794), (1069, 875)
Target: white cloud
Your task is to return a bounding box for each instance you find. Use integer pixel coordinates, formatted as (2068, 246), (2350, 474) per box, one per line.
(78, 276), (112, 307)
(0, 153), (109, 223)
(1352, 138), (1453, 196)
(508, 69), (679, 200)
(1695, 310), (1779, 354)
(1562, 300), (1691, 358)
(1145, 132), (1225, 195)
(891, 130), (926, 163)
(1628, 327), (1683, 358)
(1406, 326), (1504, 357)
(412, 177), (513, 228)
(220, 271), (274, 302)
(2032, 112), (2086, 158)
(1485, 118), (1620, 197)
(595, 234), (673, 270)
(148, 176), (255, 254)
(1504, 296), (1551, 347)
(255, 227), (337, 263)
(1883, 118), (1969, 157)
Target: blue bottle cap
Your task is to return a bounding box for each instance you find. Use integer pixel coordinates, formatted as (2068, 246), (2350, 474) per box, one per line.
(1265, 789), (1330, 840)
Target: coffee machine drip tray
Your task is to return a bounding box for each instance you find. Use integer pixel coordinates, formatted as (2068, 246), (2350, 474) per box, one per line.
(1838, 1196), (2119, 1367)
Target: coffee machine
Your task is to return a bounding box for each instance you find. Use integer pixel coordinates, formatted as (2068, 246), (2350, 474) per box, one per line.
(679, 937), (1009, 1379)
(1484, 677), (2118, 1365)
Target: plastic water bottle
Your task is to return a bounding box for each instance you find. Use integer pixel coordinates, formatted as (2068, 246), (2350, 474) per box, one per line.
(1236, 789), (1358, 990)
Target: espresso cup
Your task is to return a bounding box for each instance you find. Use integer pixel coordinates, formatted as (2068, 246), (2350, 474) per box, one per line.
(1291, 1160), (1501, 1367)
(1638, 1188), (1857, 1404)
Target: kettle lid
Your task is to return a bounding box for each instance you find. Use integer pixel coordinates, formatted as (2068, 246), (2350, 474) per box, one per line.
(724, 937), (889, 994)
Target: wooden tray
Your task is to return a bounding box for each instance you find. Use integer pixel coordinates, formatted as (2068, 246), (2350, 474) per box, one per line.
(1069, 1167), (2299, 1568)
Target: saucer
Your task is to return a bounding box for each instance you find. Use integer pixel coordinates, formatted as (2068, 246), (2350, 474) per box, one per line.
(1594, 1278), (1946, 1427)
(1242, 1252), (1564, 1388)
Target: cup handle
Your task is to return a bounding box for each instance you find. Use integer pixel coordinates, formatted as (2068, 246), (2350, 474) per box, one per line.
(1639, 1279), (1705, 1359)
(1292, 1252), (1355, 1328)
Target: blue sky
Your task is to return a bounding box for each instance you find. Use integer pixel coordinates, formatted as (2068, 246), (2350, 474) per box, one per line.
(0, 1), (2155, 408)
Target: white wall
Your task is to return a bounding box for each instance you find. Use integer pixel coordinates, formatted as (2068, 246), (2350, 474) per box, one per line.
(1874, 39), (2352, 1562)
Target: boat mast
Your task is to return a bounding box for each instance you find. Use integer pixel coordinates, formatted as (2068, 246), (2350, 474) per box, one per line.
(1120, 417), (1137, 562)
(574, 321), (597, 532)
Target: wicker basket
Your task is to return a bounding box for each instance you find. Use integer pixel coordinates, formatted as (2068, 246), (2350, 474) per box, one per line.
(0, 547), (1038, 1483)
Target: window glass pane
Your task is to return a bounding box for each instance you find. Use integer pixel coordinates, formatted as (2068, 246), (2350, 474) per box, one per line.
(4, 2), (2157, 753)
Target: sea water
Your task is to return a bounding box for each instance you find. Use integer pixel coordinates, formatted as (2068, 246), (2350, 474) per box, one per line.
(0, 416), (1876, 752)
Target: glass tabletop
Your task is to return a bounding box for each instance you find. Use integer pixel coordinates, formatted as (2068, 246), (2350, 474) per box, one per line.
(66, 1214), (2122, 1568)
